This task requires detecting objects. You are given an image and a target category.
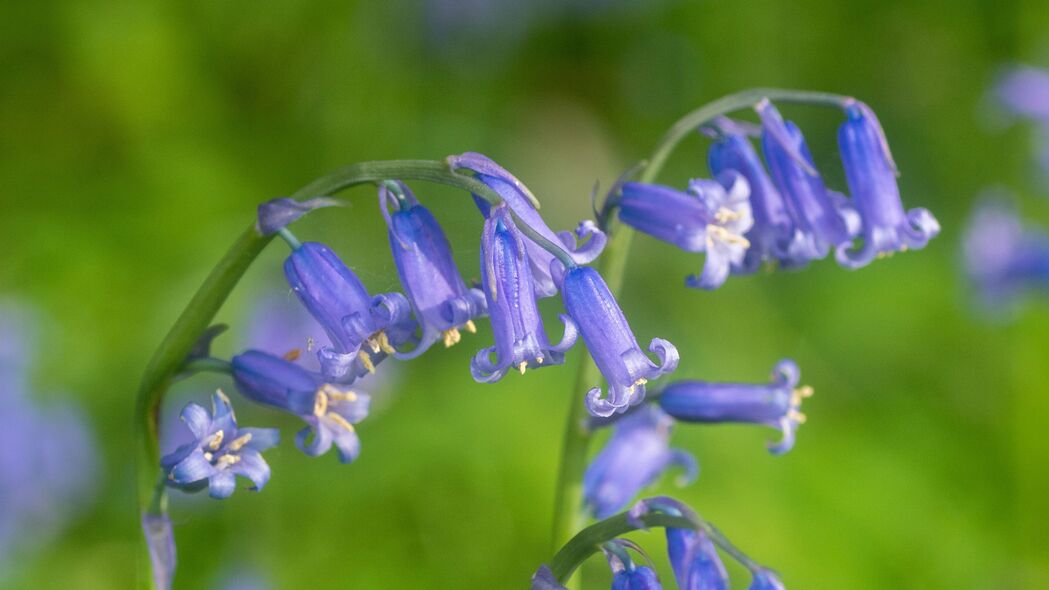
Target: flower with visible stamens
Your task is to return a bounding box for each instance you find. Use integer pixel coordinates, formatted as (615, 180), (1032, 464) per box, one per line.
(284, 241), (416, 382)
(160, 391), (279, 499)
(471, 206), (577, 382)
(560, 266), (678, 416)
(658, 359), (812, 455)
(835, 102), (939, 268)
(616, 172), (752, 290)
(379, 181), (486, 357)
(757, 100), (857, 266)
(450, 152), (606, 297)
(584, 406), (696, 518)
(231, 350), (370, 463)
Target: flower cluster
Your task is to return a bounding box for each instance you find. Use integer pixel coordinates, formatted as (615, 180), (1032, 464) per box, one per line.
(617, 100), (939, 288)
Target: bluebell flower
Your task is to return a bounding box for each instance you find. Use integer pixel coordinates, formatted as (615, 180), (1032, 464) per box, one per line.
(141, 512), (176, 590)
(161, 391), (279, 499)
(749, 569), (787, 590)
(708, 126), (794, 273)
(612, 566), (662, 590)
(284, 241), (416, 381)
(757, 100), (858, 266)
(559, 266), (679, 416)
(667, 527), (728, 590)
(472, 206), (577, 382)
(449, 152), (607, 297)
(835, 102), (940, 268)
(584, 406), (696, 517)
(232, 350), (370, 463)
(617, 172), (753, 289)
(963, 196), (1049, 311)
(379, 181), (487, 356)
(658, 359), (811, 455)
(995, 66), (1049, 124)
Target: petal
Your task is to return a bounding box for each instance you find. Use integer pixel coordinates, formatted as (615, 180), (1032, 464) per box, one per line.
(168, 449), (214, 485)
(209, 391), (237, 436)
(772, 359), (800, 387)
(238, 427), (281, 452)
(585, 386), (622, 418)
(257, 197), (343, 235)
(647, 338), (679, 377)
(178, 402), (211, 440)
(903, 207), (941, 247)
(141, 513), (176, 590)
(296, 422), (333, 457)
(470, 346), (509, 383)
(549, 314), (578, 353)
(668, 448), (699, 486)
(326, 417), (362, 464)
(231, 451), (271, 491)
(207, 470), (236, 499)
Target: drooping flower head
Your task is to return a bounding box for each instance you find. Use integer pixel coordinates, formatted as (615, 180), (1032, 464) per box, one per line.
(284, 241), (416, 381)
(617, 172), (753, 290)
(232, 350), (370, 463)
(707, 123), (794, 273)
(379, 181), (486, 356)
(962, 195), (1049, 311)
(757, 100), (857, 265)
(560, 266), (678, 416)
(835, 102), (940, 268)
(658, 359), (811, 455)
(604, 540), (664, 590)
(471, 206), (577, 382)
(628, 497), (728, 590)
(584, 406), (696, 518)
(449, 152), (607, 297)
(161, 391), (279, 499)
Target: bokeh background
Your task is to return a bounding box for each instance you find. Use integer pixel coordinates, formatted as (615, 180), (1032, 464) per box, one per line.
(3, 0), (1049, 588)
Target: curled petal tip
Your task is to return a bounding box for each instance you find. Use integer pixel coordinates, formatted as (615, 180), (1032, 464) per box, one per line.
(257, 197), (343, 235)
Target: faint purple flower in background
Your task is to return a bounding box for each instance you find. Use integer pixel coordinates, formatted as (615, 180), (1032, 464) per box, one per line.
(963, 194), (1049, 312)
(994, 66), (1049, 193)
(0, 301), (98, 573)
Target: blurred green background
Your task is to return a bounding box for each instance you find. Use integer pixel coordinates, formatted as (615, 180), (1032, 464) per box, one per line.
(3, 0), (1049, 587)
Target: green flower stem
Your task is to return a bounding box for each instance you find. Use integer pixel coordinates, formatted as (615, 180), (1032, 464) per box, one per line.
(133, 158), (523, 589)
(550, 88), (845, 585)
(549, 512), (694, 581)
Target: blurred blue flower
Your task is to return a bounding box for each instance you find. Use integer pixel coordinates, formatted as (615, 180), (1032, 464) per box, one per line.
(963, 196), (1049, 312)
(708, 125), (795, 274)
(284, 241), (416, 381)
(161, 391), (279, 499)
(995, 66), (1049, 124)
(559, 266), (678, 416)
(0, 301), (98, 573)
(141, 512), (176, 590)
(757, 100), (858, 266)
(584, 406), (695, 518)
(450, 151), (606, 297)
(380, 181), (486, 356)
(618, 172), (752, 290)
(472, 206), (577, 382)
(836, 102), (940, 268)
(232, 350), (370, 463)
(658, 359), (811, 455)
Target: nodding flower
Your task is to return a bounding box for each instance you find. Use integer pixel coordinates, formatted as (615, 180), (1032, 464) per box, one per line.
(617, 172), (753, 290)
(160, 391), (279, 499)
(757, 100), (858, 267)
(450, 151), (606, 297)
(284, 241), (416, 382)
(232, 350), (370, 463)
(667, 526), (728, 590)
(379, 181), (486, 357)
(471, 206), (577, 382)
(604, 540), (664, 590)
(659, 359), (811, 455)
(835, 102), (939, 268)
(583, 406), (695, 518)
(560, 266), (678, 416)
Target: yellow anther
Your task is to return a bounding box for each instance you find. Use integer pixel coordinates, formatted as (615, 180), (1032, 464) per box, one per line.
(372, 331), (395, 354)
(442, 328), (461, 347)
(789, 409), (808, 424)
(203, 452), (214, 462)
(320, 384), (357, 402)
(326, 412), (356, 433)
(357, 350), (376, 374)
(282, 348), (302, 362)
(208, 430), (224, 451)
(707, 225), (751, 248)
(314, 390), (329, 417)
(228, 433), (253, 452)
(635, 377), (648, 387)
(535, 355), (544, 365)
(214, 454), (240, 469)
(517, 361), (528, 375)
(464, 320), (477, 334)
(714, 207), (742, 224)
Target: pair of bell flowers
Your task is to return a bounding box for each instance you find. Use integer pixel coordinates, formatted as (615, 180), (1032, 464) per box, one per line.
(618, 100), (940, 289)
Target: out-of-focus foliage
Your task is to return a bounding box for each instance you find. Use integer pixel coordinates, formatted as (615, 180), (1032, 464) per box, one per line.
(2, 0), (1049, 587)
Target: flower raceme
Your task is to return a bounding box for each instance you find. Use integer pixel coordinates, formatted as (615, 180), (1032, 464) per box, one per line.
(161, 391), (279, 499)
(379, 181), (486, 356)
(284, 241), (416, 382)
(232, 350), (370, 463)
(618, 172), (753, 290)
(471, 205), (577, 382)
(559, 266), (679, 416)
